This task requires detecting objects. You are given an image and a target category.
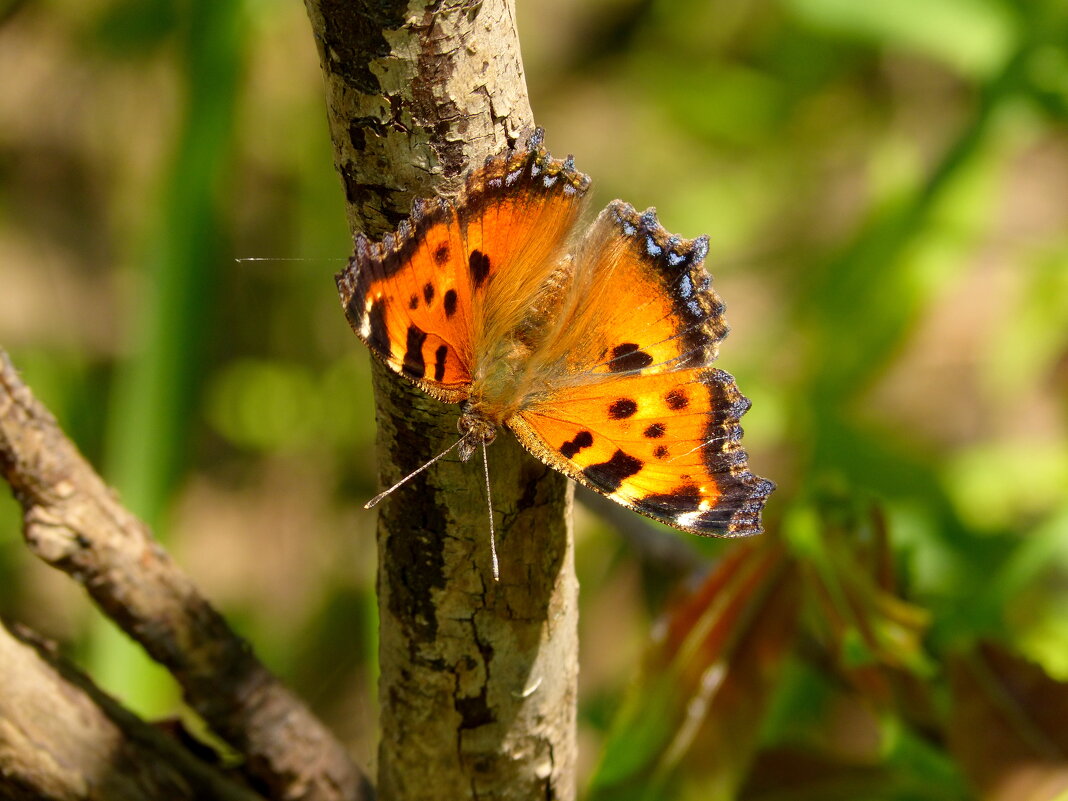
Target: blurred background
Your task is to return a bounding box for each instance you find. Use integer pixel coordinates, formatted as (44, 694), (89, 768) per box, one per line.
(2, 0), (1067, 798)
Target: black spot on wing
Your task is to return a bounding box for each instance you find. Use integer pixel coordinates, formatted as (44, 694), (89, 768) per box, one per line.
(608, 398), (638, 419)
(402, 325), (428, 378)
(608, 343), (654, 373)
(560, 430), (594, 459)
(583, 450), (643, 493)
(444, 289), (458, 318)
(423, 282), (435, 305)
(340, 144), (589, 315)
(665, 388), (689, 410)
(643, 423), (665, 439)
(408, 294), (419, 310)
(367, 299), (390, 357)
(608, 201), (729, 361)
(433, 345), (448, 381)
(469, 249), (491, 288)
(636, 485), (702, 516)
(654, 445), (669, 460)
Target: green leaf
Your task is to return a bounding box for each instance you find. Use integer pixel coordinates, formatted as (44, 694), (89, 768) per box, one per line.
(784, 0), (1019, 78)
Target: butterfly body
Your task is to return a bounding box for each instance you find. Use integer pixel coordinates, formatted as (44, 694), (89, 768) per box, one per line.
(339, 132), (773, 537)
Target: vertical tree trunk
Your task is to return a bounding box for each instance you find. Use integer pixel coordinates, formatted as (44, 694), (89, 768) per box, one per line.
(302, 3), (579, 800)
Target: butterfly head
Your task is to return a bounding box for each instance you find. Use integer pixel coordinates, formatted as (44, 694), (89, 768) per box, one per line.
(457, 403), (498, 462)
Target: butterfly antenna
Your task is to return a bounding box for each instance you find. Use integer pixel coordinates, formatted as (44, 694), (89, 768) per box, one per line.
(364, 436), (467, 510)
(482, 438), (499, 582)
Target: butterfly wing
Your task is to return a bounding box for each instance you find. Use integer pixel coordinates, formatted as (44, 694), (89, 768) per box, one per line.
(507, 202), (773, 535)
(336, 140), (590, 403)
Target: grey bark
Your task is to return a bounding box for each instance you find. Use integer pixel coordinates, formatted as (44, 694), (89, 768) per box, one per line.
(302, 1), (579, 799)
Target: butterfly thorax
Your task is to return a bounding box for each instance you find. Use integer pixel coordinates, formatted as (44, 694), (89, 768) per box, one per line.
(467, 322), (547, 412)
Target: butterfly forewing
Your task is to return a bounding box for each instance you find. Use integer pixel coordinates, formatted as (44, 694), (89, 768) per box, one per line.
(336, 145), (590, 405)
(338, 207), (473, 402)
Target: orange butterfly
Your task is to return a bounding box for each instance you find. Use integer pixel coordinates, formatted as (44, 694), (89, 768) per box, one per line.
(337, 131), (773, 570)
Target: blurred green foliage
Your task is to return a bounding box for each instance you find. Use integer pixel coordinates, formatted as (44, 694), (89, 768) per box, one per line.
(1, 0), (1066, 796)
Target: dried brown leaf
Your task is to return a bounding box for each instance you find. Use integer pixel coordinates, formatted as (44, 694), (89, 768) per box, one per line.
(948, 642), (1068, 801)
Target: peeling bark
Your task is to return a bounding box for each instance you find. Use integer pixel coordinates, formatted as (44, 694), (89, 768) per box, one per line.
(306, 0), (537, 237)
(303, 1), (579, 799)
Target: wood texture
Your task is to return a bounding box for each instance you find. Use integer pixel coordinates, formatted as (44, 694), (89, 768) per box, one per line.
(303, 1), (579, 798)
(0, 348), (371, 801)
(0, 620), (264, 801)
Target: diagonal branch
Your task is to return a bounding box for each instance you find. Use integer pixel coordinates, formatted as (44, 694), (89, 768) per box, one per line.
(0, 617), (265, 801)
(0, 348), (372, 801)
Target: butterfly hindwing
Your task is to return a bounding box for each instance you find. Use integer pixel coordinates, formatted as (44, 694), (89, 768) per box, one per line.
(510, 368), (771, 535)
(336, 141), (590, 404)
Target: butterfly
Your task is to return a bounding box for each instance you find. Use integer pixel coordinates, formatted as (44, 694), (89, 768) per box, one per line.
(336, 130), (773, 572)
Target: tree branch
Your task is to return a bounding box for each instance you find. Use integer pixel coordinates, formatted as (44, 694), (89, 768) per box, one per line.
(0, 348), (372, 801)
(303, 1), (579, 798)
(0, 618), (264, 801)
